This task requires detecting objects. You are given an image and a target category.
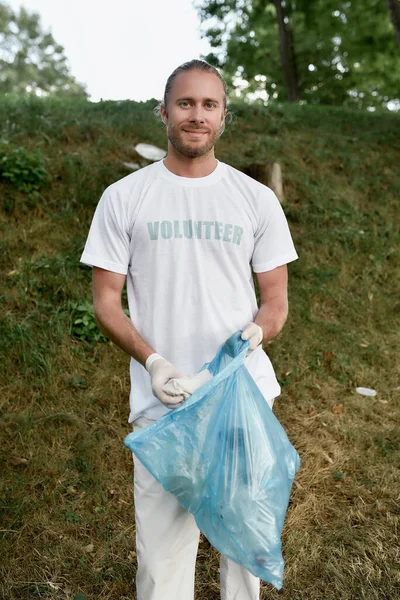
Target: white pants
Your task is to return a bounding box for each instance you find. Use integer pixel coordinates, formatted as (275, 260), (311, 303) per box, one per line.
(132, 418), (260, 600)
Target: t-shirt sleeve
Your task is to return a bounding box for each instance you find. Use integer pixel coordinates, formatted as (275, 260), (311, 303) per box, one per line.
(80, 188), (130, 275)
(251, 188), (298, 273)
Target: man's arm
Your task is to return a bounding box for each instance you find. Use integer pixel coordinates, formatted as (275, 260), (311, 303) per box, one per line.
(92, 267), (155, 367)
(92, 267), (186, 406)
(254, 264), (289, 345)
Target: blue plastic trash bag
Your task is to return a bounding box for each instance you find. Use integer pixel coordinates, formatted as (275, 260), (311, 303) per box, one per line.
(124, 331), (300, 590)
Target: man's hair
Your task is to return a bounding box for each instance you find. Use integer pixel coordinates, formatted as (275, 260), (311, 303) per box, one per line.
(162, 59), (228, 111)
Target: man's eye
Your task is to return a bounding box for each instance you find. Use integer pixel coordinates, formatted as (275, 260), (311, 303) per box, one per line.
(180, 101), (190, 107)
(206, 103), (216, 108)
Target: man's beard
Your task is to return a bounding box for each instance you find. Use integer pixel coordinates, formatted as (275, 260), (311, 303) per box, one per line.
(166, 124), (224, 158)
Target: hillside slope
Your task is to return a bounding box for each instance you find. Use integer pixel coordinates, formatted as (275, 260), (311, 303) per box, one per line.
(0, 97), (399, 599)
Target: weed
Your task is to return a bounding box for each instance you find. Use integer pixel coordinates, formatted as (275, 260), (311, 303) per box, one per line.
(376, 438), (396, 458)
(62, 508), (83, 523)
(0, 143), (50, 210)
(70, 301), (108, 344)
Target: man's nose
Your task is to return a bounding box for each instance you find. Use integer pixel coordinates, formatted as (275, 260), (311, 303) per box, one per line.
(189, 104), (205, 122)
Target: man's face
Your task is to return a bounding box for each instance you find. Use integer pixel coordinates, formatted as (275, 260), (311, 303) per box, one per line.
(161, 70), (227, 158)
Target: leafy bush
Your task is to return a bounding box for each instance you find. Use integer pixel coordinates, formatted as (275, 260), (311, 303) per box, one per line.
(0, 144), (51, 195)
(70, 302), (108, 344)
(70, 301), (130, 344)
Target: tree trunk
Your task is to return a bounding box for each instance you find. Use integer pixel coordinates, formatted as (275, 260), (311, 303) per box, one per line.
(243, 162), (285, 203)
(388, 0), (400, 51)
(272, 0), (300, 102)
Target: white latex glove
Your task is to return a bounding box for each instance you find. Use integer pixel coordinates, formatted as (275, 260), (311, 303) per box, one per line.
(145, 353), (186, 408)
(163, 369), (213, 399)
(241, 322), (263, 351)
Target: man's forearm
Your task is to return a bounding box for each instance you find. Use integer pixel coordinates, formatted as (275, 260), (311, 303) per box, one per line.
(94, 304), (155, 367)
(254, 298), (288, 344)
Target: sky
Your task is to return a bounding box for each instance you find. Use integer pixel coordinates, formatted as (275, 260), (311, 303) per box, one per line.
(8, 0), (213, 102)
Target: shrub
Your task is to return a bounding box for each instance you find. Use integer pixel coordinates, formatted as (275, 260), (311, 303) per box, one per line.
(0, 144), (51, 195)
(70, 301), (108, 344)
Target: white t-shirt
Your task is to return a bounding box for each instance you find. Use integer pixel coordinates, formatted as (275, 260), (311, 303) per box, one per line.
(80, 160), (298, 422)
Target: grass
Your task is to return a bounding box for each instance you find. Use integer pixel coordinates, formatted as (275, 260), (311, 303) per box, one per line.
(0, 95), (399, 599)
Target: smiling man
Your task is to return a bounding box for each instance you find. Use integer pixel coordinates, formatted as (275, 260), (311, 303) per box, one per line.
(161, 67), (225, 161)
(80, 59), (298, 600)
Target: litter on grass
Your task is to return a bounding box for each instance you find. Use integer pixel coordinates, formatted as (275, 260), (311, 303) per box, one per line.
(123, 162), (140, 170)
(134, 143), (166, 161)
(356, 387), (377, 397)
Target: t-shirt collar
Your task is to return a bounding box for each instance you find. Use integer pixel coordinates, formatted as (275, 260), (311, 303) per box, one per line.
(157, 159), (225, 187)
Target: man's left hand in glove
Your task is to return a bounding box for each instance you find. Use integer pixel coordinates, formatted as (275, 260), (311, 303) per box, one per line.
(241, 322), (263, 351)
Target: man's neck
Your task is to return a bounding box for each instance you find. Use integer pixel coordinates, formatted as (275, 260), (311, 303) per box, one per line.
(163, 150), (218, 178)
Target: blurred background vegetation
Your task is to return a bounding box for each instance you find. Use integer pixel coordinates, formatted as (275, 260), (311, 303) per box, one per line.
(0, 2), (87, 98)
(1, 0), (399, 109)
(197, 0), (400, 111)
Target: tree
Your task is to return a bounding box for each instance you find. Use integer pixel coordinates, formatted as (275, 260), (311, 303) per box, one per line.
(0, 3), (87, 98)
(198, 0), (400, 110)
(272, 0), (299, 102)
(388, 0), (400, 51)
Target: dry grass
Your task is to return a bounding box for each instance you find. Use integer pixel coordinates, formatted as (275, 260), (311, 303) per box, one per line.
(0, 97), (399, 599)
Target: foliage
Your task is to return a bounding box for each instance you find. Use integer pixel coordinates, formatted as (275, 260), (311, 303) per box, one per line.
(70, 301), (130, 344)
(0, 2), (87, 97)
(0, 95), (160, 140)
(70, 302), (108, 344)
(0, 143), (50, 195)
(198, 0), (400, 110)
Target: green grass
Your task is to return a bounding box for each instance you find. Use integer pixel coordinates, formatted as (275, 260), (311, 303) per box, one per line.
(0, 95), (399, 599)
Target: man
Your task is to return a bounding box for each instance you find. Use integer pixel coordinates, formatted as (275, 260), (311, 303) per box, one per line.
(80, 59), (298, 600)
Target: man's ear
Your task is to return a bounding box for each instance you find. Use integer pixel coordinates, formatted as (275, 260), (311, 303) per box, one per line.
(160, 103), (168, 124)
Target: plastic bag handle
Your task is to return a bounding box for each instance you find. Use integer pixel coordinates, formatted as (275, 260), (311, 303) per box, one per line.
(174, 331), (249, 413)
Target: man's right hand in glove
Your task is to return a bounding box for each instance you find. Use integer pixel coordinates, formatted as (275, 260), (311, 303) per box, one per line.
(145, 353), (186, 408)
